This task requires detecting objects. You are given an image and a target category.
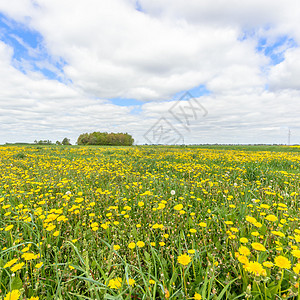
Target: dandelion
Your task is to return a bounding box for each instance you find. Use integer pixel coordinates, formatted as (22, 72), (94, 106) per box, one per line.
(113, 245), (120, 251)
(238, 246), (251, 256)
(238, 256), (249, 264)
(194, 292), (202, 300)
(291, 249), (300, 258)
(46, 224), (56, 231)
(4, 290), (21, 300)
(53, 230), (59, 237)
(107, 277), (122, 289)
(174, 204), (183, 211)
(263, 261), (273, 268)
(274, 256), (291, 269)
(5, 224), (14, 231)
(251, 242), (266, 251)
(34, 262), (43, 269)
(4, 258), (18, 268)
(10, 262), (25, 272)
(22, 252), (36, 261)
(127, 278), (135, 286)
(128, 242), (136, 249)
(136, 241), (145, 248)
(251, 231), (260, 237)
(293, 263), (300, 274)
(271, 230), (285, 237)
(246, 216), (257, 224)
(240, 237), (248, 244)
(225, 221), (233, 225)
(265, 214), (278, 222)
(177, 254), (191, 266)
(244, 261), (266, 276)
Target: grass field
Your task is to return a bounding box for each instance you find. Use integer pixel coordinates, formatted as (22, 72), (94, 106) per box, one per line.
(1, 145), (300, 299)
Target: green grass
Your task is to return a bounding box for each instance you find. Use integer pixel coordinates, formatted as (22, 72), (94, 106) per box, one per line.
(0, 145), (300, 299)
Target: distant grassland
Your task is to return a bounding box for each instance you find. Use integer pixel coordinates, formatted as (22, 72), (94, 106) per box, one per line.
(0, 145), (300, 299)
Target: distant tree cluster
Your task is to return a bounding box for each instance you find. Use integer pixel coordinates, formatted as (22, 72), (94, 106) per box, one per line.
(62, 138), (71, 145)
(34, 140), (53, 145)
(34, 138), (72, 145)
(77, 132), (134, 146)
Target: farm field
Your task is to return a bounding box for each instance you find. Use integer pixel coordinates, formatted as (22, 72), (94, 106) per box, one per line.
(1, 145), (300, 299)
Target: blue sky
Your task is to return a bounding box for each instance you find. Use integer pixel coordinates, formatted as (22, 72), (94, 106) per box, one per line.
(0, 13), (65, 81)
(256, 35), (297, 65)
(0, 1), (299, 144)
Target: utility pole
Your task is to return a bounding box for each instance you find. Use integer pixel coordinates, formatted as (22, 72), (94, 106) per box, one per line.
(288, 128), (291, 145)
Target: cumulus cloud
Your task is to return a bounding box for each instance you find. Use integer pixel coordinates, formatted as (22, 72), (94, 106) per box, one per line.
(0, 0), (299, 144)
(269, 48), (300, 90)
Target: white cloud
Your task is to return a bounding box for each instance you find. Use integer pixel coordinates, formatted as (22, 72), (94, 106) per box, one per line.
(269, 48), (300, 90)
(0, 0), (269, 100)
(0, 0), (299, 144)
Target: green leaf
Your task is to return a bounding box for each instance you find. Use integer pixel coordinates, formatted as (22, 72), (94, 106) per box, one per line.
(11, 276), (23, 290)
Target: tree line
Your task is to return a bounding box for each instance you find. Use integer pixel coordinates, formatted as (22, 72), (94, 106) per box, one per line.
(34, 138), (71, 145)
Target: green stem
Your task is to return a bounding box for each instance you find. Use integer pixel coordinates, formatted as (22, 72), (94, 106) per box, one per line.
(182, 266), (188, 298)
(278, 270), (284, 296)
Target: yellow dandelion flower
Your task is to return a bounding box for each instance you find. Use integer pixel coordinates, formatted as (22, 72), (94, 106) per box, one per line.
(4, 290), (21, 300)
(177, 254), (191, 266)
(113, 245), (120, 251)
(4, 258), (18, 269)
(107, 277), (122, 289)
(238, 256), (249, 264)
(293, 263), (300, 274)
(251, 242), (266, 251)
(174, 204), (183, 211)
(265, 215), (278, 222)
(10, 262), (25, 272)
(238, 246), (251, 256)
(274, 256), (291, 269)
(292, 249), (300, 258)
(127, 278), (135, 286)
(128, 242), (136, 249)
(136, 241), (145, 248)
(5, 224), (14, 232)
(240, 237), (248, 244)
(194, 292), (202, 300)
(244, 261), (266, 276)
(34, 262), (43, 269)
(263, 261), (273, 268)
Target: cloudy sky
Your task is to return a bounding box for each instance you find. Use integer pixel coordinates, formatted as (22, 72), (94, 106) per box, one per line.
(0, 0), (299, 145)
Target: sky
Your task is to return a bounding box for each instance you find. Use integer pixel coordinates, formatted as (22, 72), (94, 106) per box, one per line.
(0, 0), (299, 145)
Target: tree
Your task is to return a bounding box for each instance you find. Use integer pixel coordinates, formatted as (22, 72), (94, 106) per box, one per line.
(77, 132), (134, 146)
(62, 138), (71, 145)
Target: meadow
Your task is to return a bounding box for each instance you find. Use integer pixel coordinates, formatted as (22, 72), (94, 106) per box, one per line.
(0, 145), (300, 299)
